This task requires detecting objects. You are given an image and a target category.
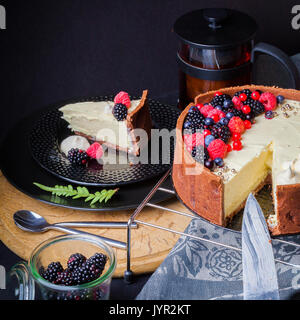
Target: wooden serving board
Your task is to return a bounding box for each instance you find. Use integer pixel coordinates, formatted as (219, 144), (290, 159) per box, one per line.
(0, 172), (192, 277)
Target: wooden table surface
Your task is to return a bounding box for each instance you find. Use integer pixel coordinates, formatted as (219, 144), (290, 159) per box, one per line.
(0, 171), (192, 277)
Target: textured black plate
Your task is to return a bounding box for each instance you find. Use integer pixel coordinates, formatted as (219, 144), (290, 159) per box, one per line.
(0, 99), (178, 211)
(29, 96), (179, 187)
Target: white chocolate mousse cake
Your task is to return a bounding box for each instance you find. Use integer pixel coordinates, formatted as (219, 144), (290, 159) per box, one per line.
(59, 90), (152, 156)
(172, 85), (300, 235)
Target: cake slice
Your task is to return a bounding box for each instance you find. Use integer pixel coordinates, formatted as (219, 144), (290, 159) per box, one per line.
(59, 90), (152, 156)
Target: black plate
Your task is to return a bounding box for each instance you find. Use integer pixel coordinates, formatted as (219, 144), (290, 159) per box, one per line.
(29, 96), (179, 187)
(0, 99), (178, 211)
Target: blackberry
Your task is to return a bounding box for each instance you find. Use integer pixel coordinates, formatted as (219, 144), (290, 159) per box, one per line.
(113, 103), (128, 121)
(41, 262), (64, 283)
(87, 253), (107, 273)
(191, 145), (209, 164)
(210, 94), (232, 107)
(210, 124), (231, 143)
(72, 262), (102, 285)
(227, 108), (246, 121)
(234, 89), (252, 99)
(55, 270), (75, 286)
(243, 99), (265, 116)
(67, 253), (86, 271)
(185, 109), (205, 130)
(67, 148), (89, 166)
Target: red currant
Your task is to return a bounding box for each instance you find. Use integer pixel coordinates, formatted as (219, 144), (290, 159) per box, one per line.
(196, 103), (203, 111)
(203, 129), (211, 137)
(233, 140), (243, 151)
(232, 133), (241, 141)
(239, 93), (247, 102)
(211, 114), (219, 122)
(227, 144), (232, 152)
(244, 120), (252, 129)
(251, 91), (260, 100)
(242, 105), (251, 114)
(214, 91), (222, 97)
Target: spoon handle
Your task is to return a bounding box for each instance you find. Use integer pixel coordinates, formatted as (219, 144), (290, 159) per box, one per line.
(53, 221), (137, 229)
(49, 225), (127, 250)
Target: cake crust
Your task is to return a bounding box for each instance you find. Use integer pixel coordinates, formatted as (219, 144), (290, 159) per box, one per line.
(172, 85), (300, 235)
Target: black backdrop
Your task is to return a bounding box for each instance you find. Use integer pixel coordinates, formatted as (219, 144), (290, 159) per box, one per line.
(1, 0), (300, 145)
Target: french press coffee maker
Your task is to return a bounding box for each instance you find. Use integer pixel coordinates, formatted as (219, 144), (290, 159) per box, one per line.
(174, 8), (300, 109)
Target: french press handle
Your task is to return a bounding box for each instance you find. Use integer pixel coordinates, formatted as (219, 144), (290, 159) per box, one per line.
(251, 42), (300, 89)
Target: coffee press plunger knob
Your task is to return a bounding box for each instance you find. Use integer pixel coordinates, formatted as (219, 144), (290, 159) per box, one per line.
(203, 8), (228, 29)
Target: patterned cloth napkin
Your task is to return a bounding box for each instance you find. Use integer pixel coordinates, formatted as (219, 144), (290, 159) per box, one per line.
(136, 217), (300, 300)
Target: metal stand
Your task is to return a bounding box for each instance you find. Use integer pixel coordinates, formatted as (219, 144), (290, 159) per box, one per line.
(124, 168), (300, 283)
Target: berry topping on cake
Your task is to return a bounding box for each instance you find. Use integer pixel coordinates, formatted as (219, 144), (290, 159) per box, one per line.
(214, 157), (224, 167)
(234, 89), (252, 99)
(210, 123), (231, 144)
(183, 132), (204, 152)
(233, 140), (243, 151)
(239, 93), (248, 102)
(205, 135), (215, 147)
(276, 95), (285, 104)
(114, 91), (131, 108)
(191, 145), (209, 164)
(241, 105), (251, 114)
(259, 92), (277, 111)
(265, 110), (275, 119)
(210, 94), (232, 108)
(228, 116), (246, 134)
(251, 91), (261, 100)
(185, 107), (205, 130)
(244, 120), (252, 129)
(207, 139), (228, 160)
(204, 117), (215, 127)
(243, 99), (265, 116)
(200, 104), (214, 117)
(232, 96), (243, 110)
(113, 103), (128, 121)
(86, 143), (103, 160)
(68, 148), (90, 166)
(207, 108), (226, 120)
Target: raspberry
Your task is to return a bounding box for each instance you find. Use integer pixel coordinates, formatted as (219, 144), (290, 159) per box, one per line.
(259, 92), (277, 111)
(114, 91), (131, 108)
(232, 96), (243, 110)
(86, 143), (103, 160)
(200, 104), (214, 117)
(207, 109), (226, 120)
(228, 117), (246, 135)
(207, 139), (228, 160)
(183, 132), (204, 152)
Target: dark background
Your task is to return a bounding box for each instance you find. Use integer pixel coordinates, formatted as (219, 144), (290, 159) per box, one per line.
(0, 0), (300, 299)
(1, 0), (300, 145)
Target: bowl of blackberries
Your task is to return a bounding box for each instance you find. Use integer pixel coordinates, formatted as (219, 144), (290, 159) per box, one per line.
(10, 234), (116, 300)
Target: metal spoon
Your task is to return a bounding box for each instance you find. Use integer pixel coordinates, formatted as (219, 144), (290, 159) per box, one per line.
(13, 210), (128, 250)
